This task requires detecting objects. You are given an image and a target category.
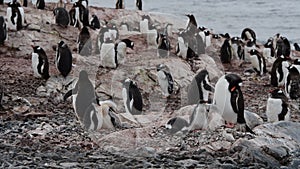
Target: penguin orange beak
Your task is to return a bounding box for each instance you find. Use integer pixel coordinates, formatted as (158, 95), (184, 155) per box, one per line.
(230, 86), (236, 92)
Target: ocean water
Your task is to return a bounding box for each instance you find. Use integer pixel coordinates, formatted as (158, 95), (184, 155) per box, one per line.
(87, 0), (300, 43)
(7, 0), (300, 43)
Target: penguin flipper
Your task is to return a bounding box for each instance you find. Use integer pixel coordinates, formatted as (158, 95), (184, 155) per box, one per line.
(63, 89), (73, 101)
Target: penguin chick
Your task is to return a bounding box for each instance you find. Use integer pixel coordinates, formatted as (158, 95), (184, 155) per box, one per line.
(156, 64), (174, 98)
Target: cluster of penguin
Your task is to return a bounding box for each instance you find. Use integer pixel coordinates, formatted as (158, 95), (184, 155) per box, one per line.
(1, 1), (300, 134)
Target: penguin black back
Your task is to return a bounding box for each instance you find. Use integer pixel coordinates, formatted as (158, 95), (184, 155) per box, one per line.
(136, 0), (142, 10)
(56, 41), (72, 77)
(220, 39), (232, 63)
(78, 26), (91, 55)
(90, 14), (100, 30)
(0, 16), (7, 45)
(276, 37), (291, 58)
(121, 39), (134, 49)
(36, 0), (45, 10)
(32, 46), (50, 79)
(123, 79), (143, 115)
(294, 43), (300, 52)
(186, 14), (197, 32)
(53, 7), (70, 27)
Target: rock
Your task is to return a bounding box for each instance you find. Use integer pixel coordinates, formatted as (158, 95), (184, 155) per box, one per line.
(176, 159), (198, 168)
(36, 85), (48, 97)
(60, 162), (79, 168)
(222, 131), (235, 142)
(244, 110), (264, 130)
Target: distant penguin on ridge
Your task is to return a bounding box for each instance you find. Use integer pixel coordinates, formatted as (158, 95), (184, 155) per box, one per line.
(53, 7), (69, 27)
(31, 46), (50, 79)
(89, 14), (100, 30)
(116, 0), (124, 9)
(187, 69), (214, 105)
(56, 41), (72, 77)
(248, 49), (267, 76)
(136, 0), (142, 10)
(0, 16), (7, 45)
(156, 64), (174, 98)
(266, 89), (290, 123)
(36, 0), (45, 9)
(122, 78), (143, 115)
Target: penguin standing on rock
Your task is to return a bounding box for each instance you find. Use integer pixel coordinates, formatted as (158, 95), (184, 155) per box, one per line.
(122, 78), (143, 115)
(188, 69), (214, 105)
(77, 26), (91, 56)
(266, 89), (290, 122)
(156, 64), (174, 98)
(248, 49), (267, 76)
(31, 46), (50, 79)
(116, 0), (124, 9)
(89, 14), (100, 30)
(36, 0), (45, 9)
(270, 55), (290, 87)
(56, 41), (72, 77)
(213, 74), (251, 132)
(136, 0), (142, 10)
(53, 7), (69, 27)
(7, 0), (25, 31)
(0, 16), (7, 45)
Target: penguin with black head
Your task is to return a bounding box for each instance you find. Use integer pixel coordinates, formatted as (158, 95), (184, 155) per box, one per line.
(263, 37), (275, 59)
(266, 89), (290, 122)
(231, 37), (244, 60)
(70, 1), (89, 28)
(188, 69), (214, 105)
(241, 28), (256, 43)
(176, 29), (189, 59)
(213, 74), (253, 133)
(116, 0), (124, 9)
(56, 41), (72, 77)
(31, 46), (50, 79)
(0, 16), (7, 45)
(36, 0), (45, 9)
(122, 78), (143, 115)
(294, 43), (300, 52)
(156, 64), (174, 98)
(77, 26), (91, 56)
(248, 49), (267, 76)
(53, 7), (69, 27)
(270, 55), (290, 87)
(136, 0), (142, 10)
(276, 36), (291, 58)
(7, 0), (25, 31)
(220, 38), (232, 63)
(115, 38), (134, 64)
(285, 63), (300, 99)
(185, 14), (197, 33)
(89, 14), (100, 30)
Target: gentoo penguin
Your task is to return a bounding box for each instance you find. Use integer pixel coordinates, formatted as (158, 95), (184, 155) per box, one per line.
(139, 15), (158, 46)
(263, 37), (275, 60)
(31, 46), (50, 79)
(185, 14), (197, 33)
(285, 63), (300, 99)
(272, 33), (281, 52)
(89, 14), (100, 30)
(0, 16), (7, 45)
(176, 30), (189, 59)
(266, 89), (290, 122)
(36, 0), (45, 9)
(78, 0), (88, 8)
(100, 39), (116, 68)
(63, 70), (99, 131)
(77, 26), (91, 56)
(220, 38), (232, 63)
(213, 74), (247, 129)
(136, 0), (142, 10)
(294, 43), (300, 52)
(122, 78), (143, 115)
(276, 36), (291, 58)
(188, 69), (214, 105)
(195, 29), (205, 55)
(156, 64), (174, 98)
(231, 37), (244, 60)
(53, 7), (69, 27)
(165, 117), (189, 134)
(244, 40), (256, 62)
(115, 0), (124, 9)
(157, 33), (170, 57)
(248, 49), (267, 76)
(70, 1), (89, 28)
(115, 38), (134, 64)
(270, 55), (290, 87)
(241, 28), (256, 43)
(56, 41), (72, 77)
(7, 1), (25, 31)
(203, 30), (211, 47)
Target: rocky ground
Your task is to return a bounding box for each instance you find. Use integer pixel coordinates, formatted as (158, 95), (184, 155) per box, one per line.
(1, 2), (300, 168)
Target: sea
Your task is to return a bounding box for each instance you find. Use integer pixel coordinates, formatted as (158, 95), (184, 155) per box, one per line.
(7, 0), (300, 43)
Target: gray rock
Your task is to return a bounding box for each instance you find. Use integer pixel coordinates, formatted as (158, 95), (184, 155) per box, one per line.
(244, 110), (263, 130)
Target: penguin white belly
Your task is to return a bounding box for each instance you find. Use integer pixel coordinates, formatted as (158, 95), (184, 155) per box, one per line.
(122, 87), (131, 114)
(74, 7), (80, 27)
(263, 48), (271, 59)
(6, 8), (16, 30)
(139, 19), (148, 33)
(266, 98), (283, 122)
(177, 37), (188, 59)
(31, 53), (41, 78)
(231, 44), (239, 60)
(278, 61), (290, 86)
(116, 42), (126, 64)
(100, 43), (116, 68)
(120, 24), (128, 31)
(249, 55), (260, 73)
(205, 35), (211, 47)
(88, 105), (103, 131)
(157, 71), (169, 97)
(213, 77), (236, 123)
(199, 32), (205, 43)
(109, 29), (118, 41)
(18, 7), (25, 26)
(244, 46), (255, 62)
(147, 29), (158, 46)
(245, 31), (253, 41)
(201, 83), (209, 102)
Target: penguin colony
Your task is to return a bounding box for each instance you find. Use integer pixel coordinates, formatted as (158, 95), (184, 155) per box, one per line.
(1, 0), (300, 134)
